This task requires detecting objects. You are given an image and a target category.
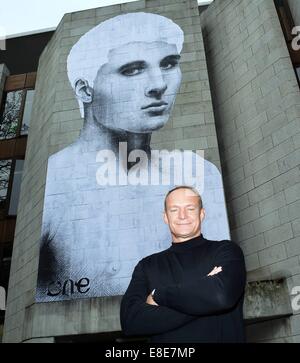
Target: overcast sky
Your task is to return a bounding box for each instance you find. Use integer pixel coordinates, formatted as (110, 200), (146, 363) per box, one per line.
(0, 0), (213, 37)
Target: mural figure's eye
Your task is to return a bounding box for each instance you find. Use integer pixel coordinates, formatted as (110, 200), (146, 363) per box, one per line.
(160, 55), (180, 70)
(119, 61), (146, 76)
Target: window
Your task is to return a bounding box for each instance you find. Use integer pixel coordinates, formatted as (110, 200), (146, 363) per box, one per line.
(0, 73), (35, 215)
(296, 67), (300, 82)
(274, 0), (300, 85)
(0, 89), (34, 140)
(1, 244), (12, 273)
(0, 72), (34, 335)
(0, 91), (23, 140)
(21, 89), (35, 136)
(0, 72), (36, 140)
(0, 159), (12, 210)
(8, 160), (24, 216)
(0, 159), (24, 216)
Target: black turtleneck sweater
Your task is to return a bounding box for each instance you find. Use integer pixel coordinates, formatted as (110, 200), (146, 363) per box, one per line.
(120, 234), (246, 343)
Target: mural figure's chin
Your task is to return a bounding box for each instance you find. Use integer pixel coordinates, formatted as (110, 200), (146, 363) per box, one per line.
(142, 115), (169, 132)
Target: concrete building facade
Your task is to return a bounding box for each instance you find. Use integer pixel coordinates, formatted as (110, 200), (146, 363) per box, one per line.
(200, 0), (300, 342)
(1, 0), (299, 342)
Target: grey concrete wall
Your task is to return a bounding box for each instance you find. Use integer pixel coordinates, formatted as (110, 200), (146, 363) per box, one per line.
(201, 0), (300, 342)
(2, 23), (66, 342)
(3, 0), (225, 342)
(289, 0), (300, 26)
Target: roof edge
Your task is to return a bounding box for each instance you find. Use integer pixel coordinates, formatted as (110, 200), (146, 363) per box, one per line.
(5, 27), (56, 40)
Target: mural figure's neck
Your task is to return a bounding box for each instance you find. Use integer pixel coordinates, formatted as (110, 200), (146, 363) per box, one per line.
(123, 132), (152, 172)
(79, 116), (152, 172)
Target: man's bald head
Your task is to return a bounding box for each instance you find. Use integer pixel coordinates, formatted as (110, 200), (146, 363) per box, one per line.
(164, 186), (203, 211)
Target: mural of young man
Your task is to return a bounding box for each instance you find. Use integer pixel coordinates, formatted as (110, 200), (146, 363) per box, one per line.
(36, 12), (230, 302)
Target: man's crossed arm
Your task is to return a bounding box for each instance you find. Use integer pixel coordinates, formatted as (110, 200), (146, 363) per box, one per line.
(146, 266), (223, 306)
(120, 242), (246, 336)
(120, 261), (198, 336)
(148, 243), (246, 316)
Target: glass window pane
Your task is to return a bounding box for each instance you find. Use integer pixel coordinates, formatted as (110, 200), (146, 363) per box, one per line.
(0, 91), (23, 140)
(8, 160), (24, 216)
(296, 67), (300, 82)
(0, 159), (12, 209)
(288, 0), (300, 30)
(21, 90), (35, 135)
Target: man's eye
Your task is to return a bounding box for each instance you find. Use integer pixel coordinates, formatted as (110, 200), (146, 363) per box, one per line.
(161, 60), (179, 70)
(170, 209), (178, 212)
(121, 67), (144, 76)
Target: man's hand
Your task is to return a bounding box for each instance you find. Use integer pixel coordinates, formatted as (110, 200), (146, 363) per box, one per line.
(207, 266), (222, 276)
(145, 267), (222, 306)
(146, 293), (158, 306)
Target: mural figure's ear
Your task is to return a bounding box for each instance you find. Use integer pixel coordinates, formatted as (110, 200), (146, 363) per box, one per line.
(74, 79), (93, 104)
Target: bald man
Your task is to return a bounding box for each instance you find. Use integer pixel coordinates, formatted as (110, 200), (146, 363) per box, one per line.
(120, 186), (246, 343)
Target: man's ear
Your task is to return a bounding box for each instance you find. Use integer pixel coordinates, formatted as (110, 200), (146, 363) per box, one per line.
(74, 79), (93, 103)
(163, 211), (169, 225)
(200, 208), (205, 222)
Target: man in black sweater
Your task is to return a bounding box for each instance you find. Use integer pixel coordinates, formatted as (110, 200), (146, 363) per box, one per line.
(120, 186), (246, 343)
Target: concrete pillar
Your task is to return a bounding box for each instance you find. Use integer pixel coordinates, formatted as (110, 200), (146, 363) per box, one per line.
(200, 0), (300, 342)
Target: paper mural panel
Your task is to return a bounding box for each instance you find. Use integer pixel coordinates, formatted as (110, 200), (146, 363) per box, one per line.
(36, 12), (230, 302)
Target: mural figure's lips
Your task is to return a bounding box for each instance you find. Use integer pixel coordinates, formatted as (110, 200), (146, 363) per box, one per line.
(141, 101), (168, 110)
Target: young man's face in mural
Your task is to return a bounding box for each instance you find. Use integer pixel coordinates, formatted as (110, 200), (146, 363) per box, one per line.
(92, 41), (182, 133)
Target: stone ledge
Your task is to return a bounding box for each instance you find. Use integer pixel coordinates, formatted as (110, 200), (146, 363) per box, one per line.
(244, 279), (293, 322)
(20, 279), (293, 341)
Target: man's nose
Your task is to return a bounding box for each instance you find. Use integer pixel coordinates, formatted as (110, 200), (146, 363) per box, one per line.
(144, 69), (167, 98)
(178, 208), (187, 219)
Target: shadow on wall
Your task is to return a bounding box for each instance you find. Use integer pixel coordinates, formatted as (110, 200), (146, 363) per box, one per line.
(246, 317), (291, 343)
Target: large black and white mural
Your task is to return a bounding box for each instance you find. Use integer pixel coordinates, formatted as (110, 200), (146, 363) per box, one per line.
(36, 12), (230, 302)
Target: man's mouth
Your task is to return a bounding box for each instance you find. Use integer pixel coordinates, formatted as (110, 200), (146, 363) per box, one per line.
(141, 101), (168, 111)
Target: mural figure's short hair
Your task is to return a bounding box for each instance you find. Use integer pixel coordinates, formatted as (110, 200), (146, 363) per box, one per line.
(67, 12), (184, 117)
(164, 185), (203, 211)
